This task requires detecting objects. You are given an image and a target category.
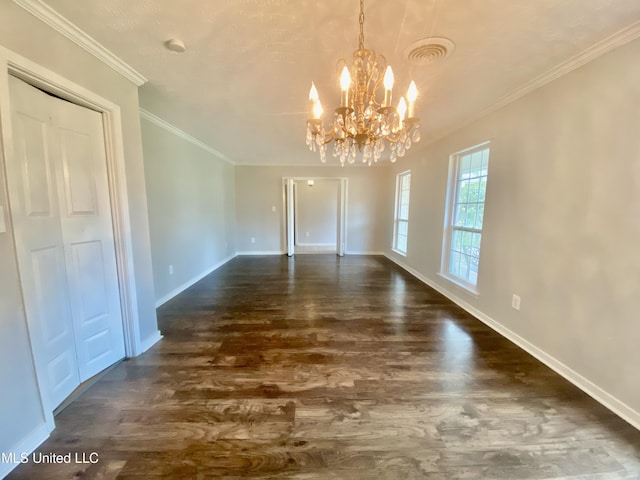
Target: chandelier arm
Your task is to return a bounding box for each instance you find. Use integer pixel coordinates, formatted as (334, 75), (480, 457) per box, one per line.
(318, 129), (337, 145)
(383, 131), (405, 143)
(372, 54), (387, 103)
(334, 120), (348, 136)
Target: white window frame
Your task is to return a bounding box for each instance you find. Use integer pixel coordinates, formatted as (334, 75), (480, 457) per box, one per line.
(440, 142), (490, 293)
(392, 170), (411, 255)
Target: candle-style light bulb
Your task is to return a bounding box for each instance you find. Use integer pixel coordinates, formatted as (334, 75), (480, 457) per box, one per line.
(383, 66), (394, 89)
(313, 100), (323, 119)
(383, 66), (394, 107)
(406, 81), (418, 118)
(309, 82), (319, 102)
(397, 97), (407, 127)
(340, 66), (351, 107)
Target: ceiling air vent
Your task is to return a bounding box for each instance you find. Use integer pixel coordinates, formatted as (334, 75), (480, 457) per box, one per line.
(405, 37), (455, 66)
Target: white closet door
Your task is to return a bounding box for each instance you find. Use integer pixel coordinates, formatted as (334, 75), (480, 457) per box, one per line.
(52, 93), (125, 381)
(8, 76), (125, 408)
(7, 76), (79, 409)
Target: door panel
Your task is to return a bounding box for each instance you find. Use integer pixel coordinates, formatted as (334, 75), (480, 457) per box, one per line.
(8, 76), (80, 409)
(31, 246), (78, 402)
(53, 87), (125, 382)
(48, 352), (76, 397)
(31, 247), (68, 343)
(17, 113), (52, 216)
(82, 329), (112, 366)
(59, 128), (98, 216)
(70, 240), (109, 322)
(68, 238), (119, 373)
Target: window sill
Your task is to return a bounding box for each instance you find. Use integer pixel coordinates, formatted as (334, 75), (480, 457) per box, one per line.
(391, 248), (407, 257)
(437, 272), (480, 298)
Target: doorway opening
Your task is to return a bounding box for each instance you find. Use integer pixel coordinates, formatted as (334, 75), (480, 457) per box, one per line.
(283, 177), (347, 257)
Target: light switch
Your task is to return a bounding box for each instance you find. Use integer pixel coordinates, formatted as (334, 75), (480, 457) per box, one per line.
(0, 205), (6, 233)
(271, 206), (276, 212)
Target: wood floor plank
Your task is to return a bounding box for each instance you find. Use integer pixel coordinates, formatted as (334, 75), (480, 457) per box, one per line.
(7, 255), (640, 479)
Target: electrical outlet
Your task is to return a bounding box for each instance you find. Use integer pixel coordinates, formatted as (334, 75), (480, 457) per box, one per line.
(305, 232), (310, 237)
(250, 237), (256, 244)
(169, 265), (174, 275)
(512, 294), (521, 311)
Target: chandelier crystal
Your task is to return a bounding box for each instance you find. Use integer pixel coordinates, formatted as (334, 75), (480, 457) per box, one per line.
(306, 0), (421, 166)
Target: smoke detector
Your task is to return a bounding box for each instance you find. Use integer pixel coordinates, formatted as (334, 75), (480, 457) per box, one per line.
(405, 37), (454, 66)
(165, 38), (186, 53)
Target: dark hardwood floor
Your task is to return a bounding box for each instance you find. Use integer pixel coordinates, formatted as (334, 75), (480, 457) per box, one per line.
(8, 255), (640, 479)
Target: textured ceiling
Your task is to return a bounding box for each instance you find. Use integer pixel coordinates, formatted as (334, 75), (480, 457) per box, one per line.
(40, 0), (640, 165)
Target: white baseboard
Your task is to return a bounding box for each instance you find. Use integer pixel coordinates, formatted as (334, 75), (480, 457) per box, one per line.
(237, 251), (285, 256)
(296, 243), (336, 247)
(154, 254), (237, 308)
(294, 250), (337, 255)
(0, 422), (52, 479)
(139, 330), (163, 354)
(236, 251), (385, 256)
(345, 251), (385, 255)
(384, 253), (640, 431)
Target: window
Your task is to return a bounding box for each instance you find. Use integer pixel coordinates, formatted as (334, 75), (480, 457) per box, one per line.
(393, 170), (411, 255)
(441, 143), (490, 291)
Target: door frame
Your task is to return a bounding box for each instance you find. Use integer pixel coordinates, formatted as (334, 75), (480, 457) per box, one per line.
(0, 48), (142, 366)
(282, 176), (347, 257)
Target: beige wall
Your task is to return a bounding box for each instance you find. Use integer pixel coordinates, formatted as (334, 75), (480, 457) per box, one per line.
(235, 165), (390, 254)
(141, 118), (237, 304)
(0, 1), (158, 462)
(295, 179), (338, 246)
(386, 37), (640, 421)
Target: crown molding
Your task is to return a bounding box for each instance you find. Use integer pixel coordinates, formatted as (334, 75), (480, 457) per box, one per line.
(12, 0), (147, 86)
(139, 109), (235, 165)
(490, 19), (640, 114)
(425, 19), (640, 147)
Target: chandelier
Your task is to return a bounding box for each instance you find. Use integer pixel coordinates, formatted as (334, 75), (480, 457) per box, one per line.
(305, 0), (421, 166)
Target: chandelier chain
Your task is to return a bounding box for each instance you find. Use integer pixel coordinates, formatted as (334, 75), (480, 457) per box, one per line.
(358, 0), (365, 50)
